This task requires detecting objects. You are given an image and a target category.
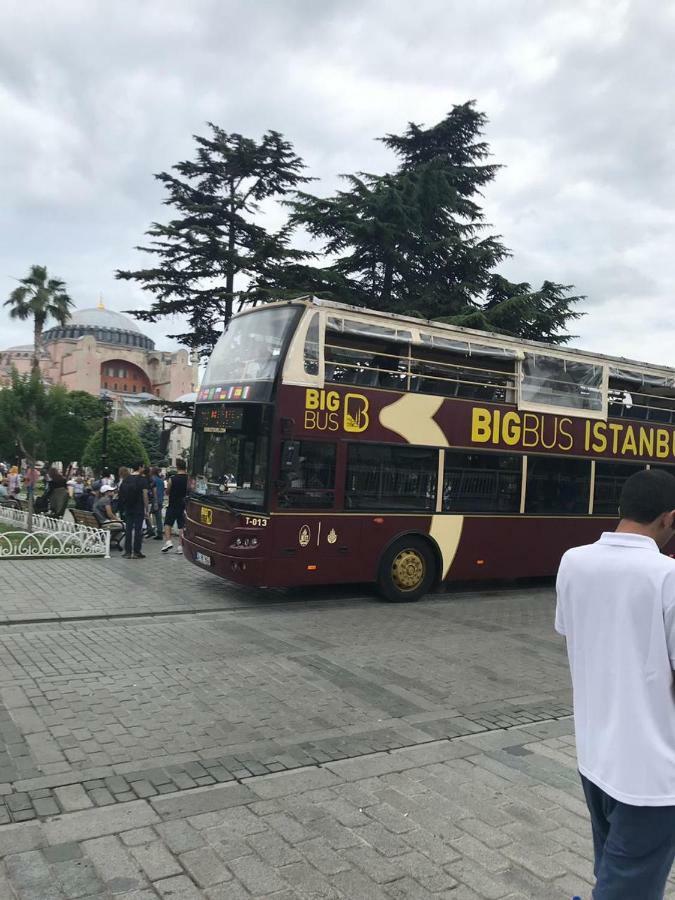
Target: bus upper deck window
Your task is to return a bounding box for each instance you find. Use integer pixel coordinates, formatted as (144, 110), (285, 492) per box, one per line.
(304, 313), (320, 375)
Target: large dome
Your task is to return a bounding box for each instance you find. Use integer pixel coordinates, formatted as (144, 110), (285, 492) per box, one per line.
(43, 303), (155, 351)
(69, 307), (142, 333)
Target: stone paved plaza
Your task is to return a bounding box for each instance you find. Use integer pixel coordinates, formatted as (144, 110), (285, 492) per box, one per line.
(0, 544), (669, 898)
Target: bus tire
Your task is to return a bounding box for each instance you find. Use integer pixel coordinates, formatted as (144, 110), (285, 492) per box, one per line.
(377, 535), (437, 603)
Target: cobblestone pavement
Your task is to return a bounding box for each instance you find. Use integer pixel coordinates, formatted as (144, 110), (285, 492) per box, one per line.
(0, 549), (302, 622)
(4, 720), (675, 899)
(0, 543), (631, 896)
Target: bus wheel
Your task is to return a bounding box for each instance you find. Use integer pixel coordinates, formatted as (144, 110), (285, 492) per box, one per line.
(377, 536), (436, 603)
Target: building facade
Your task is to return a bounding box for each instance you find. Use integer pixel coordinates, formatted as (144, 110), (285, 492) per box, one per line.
(1, 304), (196, 402)
(0, 304), (198, 464)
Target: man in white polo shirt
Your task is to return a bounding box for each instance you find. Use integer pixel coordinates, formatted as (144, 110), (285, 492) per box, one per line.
(556, 468), (675, 898)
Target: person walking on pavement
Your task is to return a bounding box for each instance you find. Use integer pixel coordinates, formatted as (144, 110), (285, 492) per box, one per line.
(150, 466), (165, 539)
(142, 465), (156, 538)
(118, 462), (150, 559)
(556, 468), (675, 899)
(161, 458), (188, 554)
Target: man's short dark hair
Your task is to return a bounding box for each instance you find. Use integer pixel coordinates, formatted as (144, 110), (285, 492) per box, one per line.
(176, 458), (187, 471)
(619, 468), (675, 523)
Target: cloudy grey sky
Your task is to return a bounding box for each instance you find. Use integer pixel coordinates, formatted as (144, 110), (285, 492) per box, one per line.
(2, 0), (674, 365)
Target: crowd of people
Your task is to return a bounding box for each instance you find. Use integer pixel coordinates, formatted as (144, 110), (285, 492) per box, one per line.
(0, 459), (189, 560)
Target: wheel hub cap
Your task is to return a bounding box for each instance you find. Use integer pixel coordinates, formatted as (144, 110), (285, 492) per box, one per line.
(391, 549), (425, 591)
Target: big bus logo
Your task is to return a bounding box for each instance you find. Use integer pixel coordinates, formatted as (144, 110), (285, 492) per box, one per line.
(304, 389), (369, 433)
(200, 507), (213, 525)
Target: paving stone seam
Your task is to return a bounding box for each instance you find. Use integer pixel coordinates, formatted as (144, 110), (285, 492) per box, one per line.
(0, 710), (573, 825)
(0, 598), (375, 628)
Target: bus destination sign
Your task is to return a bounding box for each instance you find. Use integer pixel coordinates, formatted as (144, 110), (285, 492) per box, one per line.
(194, 406), (244, 432)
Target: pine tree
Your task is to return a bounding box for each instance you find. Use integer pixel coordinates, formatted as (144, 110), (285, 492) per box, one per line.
(117, 125), (311, 353)
(441, 276), (584, 345)
(286, 102), (583, 342)
(288, 103), (507, 317)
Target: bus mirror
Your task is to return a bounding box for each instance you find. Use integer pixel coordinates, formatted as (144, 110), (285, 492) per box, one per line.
(281, 440), (300, 471)
(159, 429), (172, 454)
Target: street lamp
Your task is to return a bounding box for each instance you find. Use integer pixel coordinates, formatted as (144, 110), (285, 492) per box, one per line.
(99, 393), (114, 473)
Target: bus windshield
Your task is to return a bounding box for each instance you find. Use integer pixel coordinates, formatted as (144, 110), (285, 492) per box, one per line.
(191, 405), (271, 509)
(203, 305), (300, 386)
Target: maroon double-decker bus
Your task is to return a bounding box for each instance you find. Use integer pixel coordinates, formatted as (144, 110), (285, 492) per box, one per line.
(183, 297), (675, 601)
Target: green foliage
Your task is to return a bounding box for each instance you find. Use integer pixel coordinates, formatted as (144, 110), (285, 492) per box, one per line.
(117, 105), (584, 348)
(47, 391), (107, 465)
(65, 391), (107, 422)
(116, 125), (311, 353)
(438, 276), (584, 344)
(0, 370), (66, 462)
(4, 264), (73, 370)
(285, 102), (583, 342)
(287, 103), (506, 317)
(81, 422), (149, 474)
(0, 375), (110, 466)
(137, 418), (162, 465)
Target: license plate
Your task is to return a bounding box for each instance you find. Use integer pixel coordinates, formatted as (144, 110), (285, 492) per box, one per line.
(195, 552), (212, 566)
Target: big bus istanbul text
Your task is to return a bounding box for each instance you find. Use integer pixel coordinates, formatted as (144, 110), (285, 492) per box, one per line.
(472, 407), (675, 459)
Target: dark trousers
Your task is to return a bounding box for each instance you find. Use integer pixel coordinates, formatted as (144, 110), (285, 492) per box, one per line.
(152, 506), (163, 535)
(124, 512), (145, 555)
(581, 774), (675, 899)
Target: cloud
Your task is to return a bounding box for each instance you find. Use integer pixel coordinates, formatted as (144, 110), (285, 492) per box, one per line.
(1, 0), (674, 366)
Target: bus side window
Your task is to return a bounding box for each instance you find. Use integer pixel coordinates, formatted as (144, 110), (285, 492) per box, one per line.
(345, 444), (437, 511)
(324, 318), (410, 390)
(443, 451), (521, 513)
(278, 441), (336, 509)
(592, 461), (646, 516)
(525, 456), (591, 515)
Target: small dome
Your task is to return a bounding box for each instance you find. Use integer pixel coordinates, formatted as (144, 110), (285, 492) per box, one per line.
(69, 307), (142, 333)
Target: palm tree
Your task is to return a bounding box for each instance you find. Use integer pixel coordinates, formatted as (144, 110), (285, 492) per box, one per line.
(4, 265), (74, 372)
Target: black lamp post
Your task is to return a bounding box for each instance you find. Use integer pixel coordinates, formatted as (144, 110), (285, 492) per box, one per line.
(100, 394), (114, 473)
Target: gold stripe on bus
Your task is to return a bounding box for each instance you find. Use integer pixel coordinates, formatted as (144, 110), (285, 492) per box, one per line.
(430, 515), (464, 579)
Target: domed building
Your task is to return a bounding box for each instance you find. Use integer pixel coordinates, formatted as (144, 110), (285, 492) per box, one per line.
(0, 302), (197, 404)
